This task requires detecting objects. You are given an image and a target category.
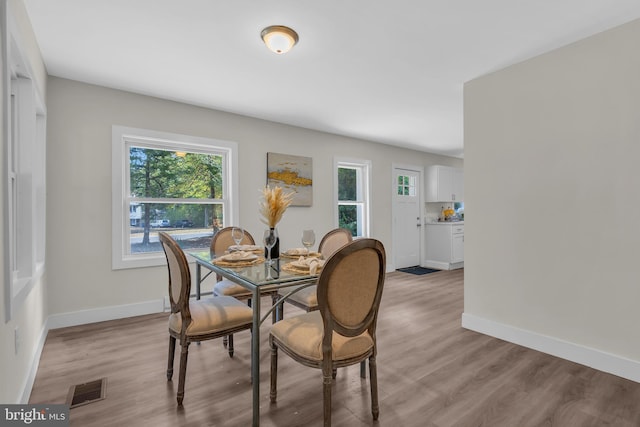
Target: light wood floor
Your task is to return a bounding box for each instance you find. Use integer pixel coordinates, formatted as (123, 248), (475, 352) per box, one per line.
(29, 269), (640, 426)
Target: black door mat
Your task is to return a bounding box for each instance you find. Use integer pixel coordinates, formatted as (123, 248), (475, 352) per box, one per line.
(396, 266), (440, 275)
(66, 378), (107, 408)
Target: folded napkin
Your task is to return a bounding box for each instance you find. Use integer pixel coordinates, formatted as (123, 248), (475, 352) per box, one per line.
(228, 244), (262, 252)
(217, 251), (257, 262)
(285, 247), (309, 256)
(294, 256), (325, 274)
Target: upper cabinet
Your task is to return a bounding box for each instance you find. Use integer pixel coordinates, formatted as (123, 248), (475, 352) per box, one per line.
(426, 165), (464, 202)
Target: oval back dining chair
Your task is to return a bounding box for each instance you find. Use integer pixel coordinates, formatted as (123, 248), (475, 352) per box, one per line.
(159, 232), (253, 405)
(318, 227), (354, 259)
(210, 226), (256, 301)
(269, 238), (386, 426)
(209, 227), (279, 348)
(279, 228), (353, 314)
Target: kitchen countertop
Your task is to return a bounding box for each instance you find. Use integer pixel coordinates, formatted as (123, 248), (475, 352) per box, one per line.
(427, 221), (464, 225)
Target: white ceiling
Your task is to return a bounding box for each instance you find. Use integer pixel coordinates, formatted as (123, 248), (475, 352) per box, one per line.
(22, 0), (640, 158)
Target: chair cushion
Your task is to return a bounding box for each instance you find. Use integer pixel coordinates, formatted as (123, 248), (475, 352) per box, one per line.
(280, 285), (318, 309)
(169, 296), (252, 337)
(213, 279), (251, 298)
(270, 311), (373, 362)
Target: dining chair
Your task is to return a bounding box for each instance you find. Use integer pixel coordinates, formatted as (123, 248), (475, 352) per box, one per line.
(278, 228), (353, 314)
(210, 227), (279, 347)
(159, 232), (253, 405)
(269, 238), (386, 426)
(210, 226), (256, 302)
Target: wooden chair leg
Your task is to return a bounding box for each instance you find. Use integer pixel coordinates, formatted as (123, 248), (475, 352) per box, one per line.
(369, 355), (379, 420)
(167, 336), (176, 380)
(323, 364), (333, 427)
(222, 298), (251, 349)
(269, 337), (278, 403)
(221, 297), (250, 350)
(177, 341), (190, 405)
(228, 334), (235, 357)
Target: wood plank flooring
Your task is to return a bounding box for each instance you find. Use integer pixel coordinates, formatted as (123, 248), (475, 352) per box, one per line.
(29, 269), (640, 426)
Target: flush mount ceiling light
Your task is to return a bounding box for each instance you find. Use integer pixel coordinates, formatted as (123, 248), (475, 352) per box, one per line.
(261, 25), (299, 54)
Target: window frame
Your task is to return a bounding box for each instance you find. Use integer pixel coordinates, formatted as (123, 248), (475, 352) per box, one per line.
(3, 4), (48, 322)
(111, 126), (238, 269)
(334, 157), (371, 238)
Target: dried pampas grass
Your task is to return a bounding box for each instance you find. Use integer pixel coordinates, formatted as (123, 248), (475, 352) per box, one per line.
(259, 186), (294, 228)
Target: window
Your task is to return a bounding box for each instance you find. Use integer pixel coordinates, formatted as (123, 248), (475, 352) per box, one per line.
(3, 20), (47, 321)
(397, 174), (416, 196)
(112, 126), (238, 269)
(335, 158), (371, 238)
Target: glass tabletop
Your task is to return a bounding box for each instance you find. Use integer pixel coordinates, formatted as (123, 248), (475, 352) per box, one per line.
(188, 250), (319, 288)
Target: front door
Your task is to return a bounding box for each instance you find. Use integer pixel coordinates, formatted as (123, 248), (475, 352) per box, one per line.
(393, 167), (422, 269)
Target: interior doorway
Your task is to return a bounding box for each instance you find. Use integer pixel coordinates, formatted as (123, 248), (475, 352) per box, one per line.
(392, 166), (423, 270)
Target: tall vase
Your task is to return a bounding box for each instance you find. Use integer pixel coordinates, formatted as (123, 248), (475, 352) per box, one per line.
(264, 227), (280, 260)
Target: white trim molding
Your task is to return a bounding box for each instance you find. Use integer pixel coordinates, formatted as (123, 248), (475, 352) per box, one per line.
(111, 125), (239, 270)
(47, 299), (164, 330)
(333, 157), (371, 238)
(18, 320), (49, 404)
(462, 312), (640, 384)
(3, 3), (48, 322)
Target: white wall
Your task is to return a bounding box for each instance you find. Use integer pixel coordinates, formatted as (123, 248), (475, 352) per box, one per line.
(46, 76), (462, 317)
(463, 18), (640, 380)
(0, 0), (48, 404)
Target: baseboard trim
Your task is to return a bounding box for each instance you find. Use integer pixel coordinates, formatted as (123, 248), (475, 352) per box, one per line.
(423, 260), (463, 270)
(18, 319), (49, 404)
(461, 313), (640, 383)
(423, 260), (450, 270)
(47, 299), (165, 330)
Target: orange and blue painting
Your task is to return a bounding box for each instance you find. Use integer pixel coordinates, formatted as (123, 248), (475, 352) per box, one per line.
(267, 152), (313, 206)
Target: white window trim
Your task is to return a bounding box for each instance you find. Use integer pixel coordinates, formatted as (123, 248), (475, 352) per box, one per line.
(2, 2), (47, 322)
(111, 126), (238, 269)
(333, 157), (371, 238)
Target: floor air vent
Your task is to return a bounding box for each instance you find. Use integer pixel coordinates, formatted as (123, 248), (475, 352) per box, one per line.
(66, 378), (107, 408)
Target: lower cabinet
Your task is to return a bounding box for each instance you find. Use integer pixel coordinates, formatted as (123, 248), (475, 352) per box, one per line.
(425, 223), (464, 270)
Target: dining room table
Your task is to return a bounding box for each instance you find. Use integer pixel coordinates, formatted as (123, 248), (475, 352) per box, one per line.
(188, 249), (321, 427)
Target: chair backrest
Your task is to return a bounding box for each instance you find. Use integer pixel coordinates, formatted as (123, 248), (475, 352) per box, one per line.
(210, 227), (256, 256)
(159, 232), (192, 323)
(318, 228), (353, 259)
(316, 238), (386, 343)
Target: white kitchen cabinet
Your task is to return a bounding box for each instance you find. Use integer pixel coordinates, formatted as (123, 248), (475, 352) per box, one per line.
(425, 223), (464, 270)
(452, 232), (464, 263)
(452, 168), (464, 202)
(426, 165), (464, 202)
